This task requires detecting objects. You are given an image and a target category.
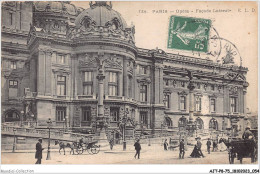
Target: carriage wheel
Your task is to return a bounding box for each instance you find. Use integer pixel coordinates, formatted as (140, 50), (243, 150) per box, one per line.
(76, 147), (84, 154)
(87, 147), (94, 155)
(91, 145), (100, 154)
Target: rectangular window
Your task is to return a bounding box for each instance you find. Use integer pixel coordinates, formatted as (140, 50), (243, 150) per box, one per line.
(10, 61), (17, 69)
(164, 94), (170, 108)
(83, 71), (93, 95)
(82, 107), (91, 121)
(140, 65), (147, 74)
(180, 96), (186, 110)
(57, 54), (65, 64)
(108, 72), (118, 96)
(9, 80), (18, 98)
(57, 76), (66, 95)
(140, 85), (147, 102)
(9, 80), (18, 88)
(110, 107), (120, 122)
(230, 97), (237, 113)
(56, 107), (66, 122)
(210, 99), (216, 112)
(140, 111), (148, 125)
(195, 96), (202, 111)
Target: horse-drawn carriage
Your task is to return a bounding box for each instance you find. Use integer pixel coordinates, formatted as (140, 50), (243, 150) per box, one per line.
(55, 140), (100, 155)
(75, 141), (100, 155)
(226, 129), (258, 164)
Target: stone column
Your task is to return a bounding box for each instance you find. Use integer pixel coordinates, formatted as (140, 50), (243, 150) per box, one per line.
(71, 54), (77, 98)
(37, 49), (45, 96)
(133, 63), (137, 100)
(123, 58), (128, 98)
(45, 50), (52, 96)
(118, 72), (123, 96)
(97, 70), (105, 117)
(154, 65), (161, 104)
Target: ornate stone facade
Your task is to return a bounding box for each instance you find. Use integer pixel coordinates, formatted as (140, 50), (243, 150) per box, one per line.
(1, 2), (249, 138)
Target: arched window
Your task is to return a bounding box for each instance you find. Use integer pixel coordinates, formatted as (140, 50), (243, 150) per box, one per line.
(195, 117), (204, 129)
(178, 116), (187, 128)
(165, 117), (172, 127)
(4, 109), (20, 122)
(209, 118), (218, 130)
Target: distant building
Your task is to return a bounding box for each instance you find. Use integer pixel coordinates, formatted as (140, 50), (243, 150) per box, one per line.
(1, 2), (250, 138)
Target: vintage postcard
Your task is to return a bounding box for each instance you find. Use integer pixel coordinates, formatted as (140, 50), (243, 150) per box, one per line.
(1, 0), (259, 173)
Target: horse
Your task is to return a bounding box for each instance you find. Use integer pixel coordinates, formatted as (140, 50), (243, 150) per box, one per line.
(54, 140), (77, 155)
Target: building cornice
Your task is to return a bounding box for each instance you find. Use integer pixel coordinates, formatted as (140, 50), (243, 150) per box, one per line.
(136, 48), (248, 73)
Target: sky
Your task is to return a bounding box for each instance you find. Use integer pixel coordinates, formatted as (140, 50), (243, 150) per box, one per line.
(72, 1), (258, 113)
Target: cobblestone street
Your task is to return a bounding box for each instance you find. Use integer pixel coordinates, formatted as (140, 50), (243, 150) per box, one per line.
(2, 142), (255, 165)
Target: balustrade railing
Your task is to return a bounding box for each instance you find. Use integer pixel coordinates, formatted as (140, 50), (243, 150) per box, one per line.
(2, 124), (95, 142)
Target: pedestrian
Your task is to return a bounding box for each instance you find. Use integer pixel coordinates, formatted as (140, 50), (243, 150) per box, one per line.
(109, 138), (114, 150)
(206, 138), (211, 154)
(242, 126), (254, 140)
(79, 137), (84, 148)
(196, 137), (205, 158)
(35, 138), (44, 164)
(134, 139), (141, 159)
(179, 138), (185, 159)
(164, 139), (168, 151)
(213, 140), (218, 152)
(190, 137), (202, 158)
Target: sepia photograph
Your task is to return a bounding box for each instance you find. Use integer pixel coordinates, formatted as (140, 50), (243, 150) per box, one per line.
(1, 0), (259, 172)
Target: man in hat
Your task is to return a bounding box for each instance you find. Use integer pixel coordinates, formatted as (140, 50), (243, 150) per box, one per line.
(196, 137), (205, 158)
(242, 126), (254, 140)
(206, 138), (211, 154)
(179, 138), (185, 159)
(35, 138), (44, 164)
(134, 139), (141, 159)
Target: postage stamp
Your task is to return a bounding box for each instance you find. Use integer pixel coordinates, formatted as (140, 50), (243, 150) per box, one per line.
(168, 16), (211, 52)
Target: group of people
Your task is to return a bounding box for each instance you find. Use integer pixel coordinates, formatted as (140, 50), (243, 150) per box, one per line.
(35, 126), (255, 164)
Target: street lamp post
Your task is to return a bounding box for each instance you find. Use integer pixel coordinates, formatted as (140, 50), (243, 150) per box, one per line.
(63, 118), (65, 132)
(122, 108), (129, 151)
(12, 128), (17, 152)
(46, 118), (52, 160)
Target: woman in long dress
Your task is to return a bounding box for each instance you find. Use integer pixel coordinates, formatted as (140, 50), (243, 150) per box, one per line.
(190, 145), (201, 158)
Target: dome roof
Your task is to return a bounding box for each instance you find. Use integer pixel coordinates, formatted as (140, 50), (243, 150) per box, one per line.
(75, 2), (128, 29)
(34, 1), (78, 16)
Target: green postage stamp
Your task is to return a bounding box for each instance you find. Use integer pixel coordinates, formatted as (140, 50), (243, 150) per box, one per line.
(168, 16), (211, 52)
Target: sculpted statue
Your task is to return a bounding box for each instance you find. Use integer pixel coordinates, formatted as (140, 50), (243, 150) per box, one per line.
(187, 69), (193, 81)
